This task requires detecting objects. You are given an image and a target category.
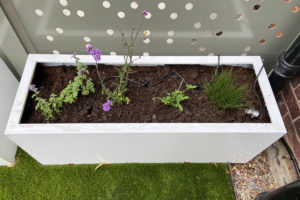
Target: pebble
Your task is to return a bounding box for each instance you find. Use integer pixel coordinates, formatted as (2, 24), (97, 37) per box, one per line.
(231, 152), (276, 200)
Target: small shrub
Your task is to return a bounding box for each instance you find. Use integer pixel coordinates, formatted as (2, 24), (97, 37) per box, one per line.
(205, 69), (248, 110)
(153, 82), (197, 112)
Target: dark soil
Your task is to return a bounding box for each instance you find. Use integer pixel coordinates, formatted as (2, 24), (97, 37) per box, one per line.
(21, 64), (270, 123)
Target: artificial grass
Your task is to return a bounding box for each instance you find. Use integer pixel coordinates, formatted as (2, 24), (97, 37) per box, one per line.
(0, 149), (235, 200)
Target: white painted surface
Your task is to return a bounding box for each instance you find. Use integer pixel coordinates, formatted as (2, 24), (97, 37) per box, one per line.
(5, 55), (286, 164)
(0, 58), (18, 165)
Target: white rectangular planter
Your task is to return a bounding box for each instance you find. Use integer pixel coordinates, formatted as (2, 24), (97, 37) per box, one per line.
(5, 54), (286, 165)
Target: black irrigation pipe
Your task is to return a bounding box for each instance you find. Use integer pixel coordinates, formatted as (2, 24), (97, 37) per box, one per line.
(87, 72), (201, 114)
(281, 137), (300, 179)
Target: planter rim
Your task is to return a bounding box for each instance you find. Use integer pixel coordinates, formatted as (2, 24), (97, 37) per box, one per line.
(5, 54), (286, 135)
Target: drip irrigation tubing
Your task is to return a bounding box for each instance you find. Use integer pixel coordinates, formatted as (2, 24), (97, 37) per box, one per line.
(87, 72), (200, 114)
(281, 137), (300, 179)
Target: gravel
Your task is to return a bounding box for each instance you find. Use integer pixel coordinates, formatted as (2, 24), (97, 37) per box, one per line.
(231, 151), (276, 200)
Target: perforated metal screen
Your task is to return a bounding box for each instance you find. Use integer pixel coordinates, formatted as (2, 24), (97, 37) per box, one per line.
(10, 0), (300, 70)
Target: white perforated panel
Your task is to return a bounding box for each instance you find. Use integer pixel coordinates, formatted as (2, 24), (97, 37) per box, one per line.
(11, 0), (300, 70)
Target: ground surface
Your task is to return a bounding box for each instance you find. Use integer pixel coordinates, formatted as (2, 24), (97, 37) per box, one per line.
(22, 64), (269, 123)
(231, 141), (299, 200)
(0, 149), (235, 200)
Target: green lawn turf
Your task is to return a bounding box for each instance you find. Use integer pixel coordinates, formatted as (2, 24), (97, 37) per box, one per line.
(0, 149), (235, 200)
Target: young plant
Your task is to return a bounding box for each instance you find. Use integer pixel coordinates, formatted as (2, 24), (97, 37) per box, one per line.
(30, 55), (95, 121)
(205, 69), (248, 110)
(153, 81), (197, 112)
(87, 10), (148, 111)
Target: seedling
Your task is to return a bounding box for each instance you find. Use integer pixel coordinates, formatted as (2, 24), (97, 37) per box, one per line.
(153, 81), (197, 112)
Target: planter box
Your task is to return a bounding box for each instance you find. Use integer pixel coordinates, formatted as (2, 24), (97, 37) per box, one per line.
(5, 54), (286, 165)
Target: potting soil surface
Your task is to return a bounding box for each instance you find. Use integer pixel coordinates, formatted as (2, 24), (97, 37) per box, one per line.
(21, 64), (270, 123)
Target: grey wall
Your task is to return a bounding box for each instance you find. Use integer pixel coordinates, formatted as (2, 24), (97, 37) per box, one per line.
(0, 6), (27, 79)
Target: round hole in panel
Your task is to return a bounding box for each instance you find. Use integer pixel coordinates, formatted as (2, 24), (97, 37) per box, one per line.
(158, 2), (166, 10)
(209, 13), (218, 20)
(276, 32), (283, 37)
(145, 12), (152, 19)
(143, 52), (149, 56)
(235, 13), (243, 20)
(216, 31), (223, 36)
(185, 3), (193, 11)
(259, 39), (266, 44)
(190, 38), (197, 45)
(106, 29), (114, 35)
(85, 43), (91, 48)
(63, 9), (71, 16)
(199, 47), (206, 52)
(167, 38), (173, 44)
(241, 53), (247, 56)
(84, 36), (91, 42)
(244, 46), (251, 52)
(59, 0), (68, 7)
(110, 52), (117, 56)
(77, 10), (85, 17)
(292, 6), (300, 13)
(144, 30), (151, 36)
(143, 38), (150, 44)
(208, 53), (214, 56)
(253, 4), (261, 11)
(35, 9), (44, 16)
(56, 27), (64, 34)
(170, 12), (178, 20)
(102, 1), (111, 8)
(117, 11), (125, 18)
(194, 22), (202, 29)
(130, 2), (138, 9)
(53, 50), (60, 54)
(268, 23), (276, 29)
(168, 31), (175, 37)
(46, 35), (54, 41)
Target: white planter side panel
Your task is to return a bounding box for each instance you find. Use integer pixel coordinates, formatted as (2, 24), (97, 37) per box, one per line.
(0, 58), (18, 165)
(8, 132), (283, 165)
(5, 55), (286, 164)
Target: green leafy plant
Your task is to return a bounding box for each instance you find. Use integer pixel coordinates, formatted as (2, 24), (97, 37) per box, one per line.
(153, 81), (197, 112)
(30, 57), (95, 121)
(205, 69), (248, 110)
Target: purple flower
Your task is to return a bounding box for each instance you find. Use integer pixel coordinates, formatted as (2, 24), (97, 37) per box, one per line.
(79, 68), (84, 75)
(142, 10), (148, 16)
(71, 52), (77, 58)
(86, 44), (93, 53)
(102, 100), (112, 112)
(29, 84), (38, 92)
(90, 48), (101, 62)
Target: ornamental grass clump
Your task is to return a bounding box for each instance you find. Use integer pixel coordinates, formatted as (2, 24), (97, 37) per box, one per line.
(205, 69), (248, 110)
(153, 81), (197, 112)
(30, 55), (95, 121)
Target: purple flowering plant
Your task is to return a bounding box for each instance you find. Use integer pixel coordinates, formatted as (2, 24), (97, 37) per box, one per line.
(86, 10), (148, 111)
